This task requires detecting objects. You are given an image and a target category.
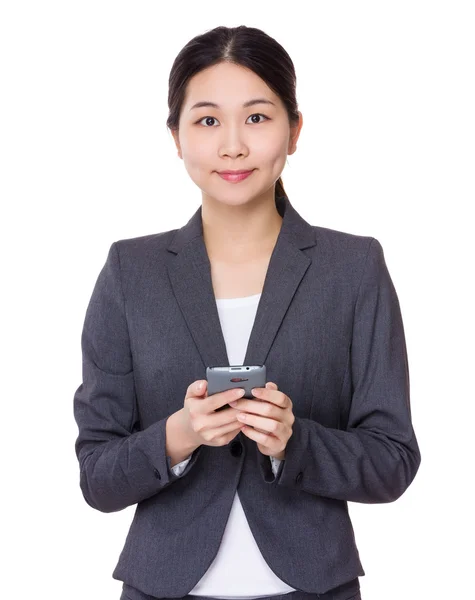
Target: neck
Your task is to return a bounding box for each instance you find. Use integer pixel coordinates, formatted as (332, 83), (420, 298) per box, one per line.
(201, 192), (283, 263)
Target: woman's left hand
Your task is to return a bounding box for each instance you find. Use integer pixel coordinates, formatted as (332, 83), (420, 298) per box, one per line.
(229, 382), (295, 459)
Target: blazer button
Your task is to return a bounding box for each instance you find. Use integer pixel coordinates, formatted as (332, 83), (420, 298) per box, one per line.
(154, 468), (161, 479)
(230, 440), (243, 457)
(296, 472), (303, 483)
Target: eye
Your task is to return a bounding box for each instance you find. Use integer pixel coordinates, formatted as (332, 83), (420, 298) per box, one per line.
(246, 114), (268, 125)
(195, 113), (269, 127)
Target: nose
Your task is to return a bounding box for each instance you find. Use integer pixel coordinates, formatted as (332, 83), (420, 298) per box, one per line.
(218, 123), (249, 159)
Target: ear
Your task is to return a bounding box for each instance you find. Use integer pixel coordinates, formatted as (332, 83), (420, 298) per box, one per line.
(288, 111), (303, 156)
(171, 128), (182, 159)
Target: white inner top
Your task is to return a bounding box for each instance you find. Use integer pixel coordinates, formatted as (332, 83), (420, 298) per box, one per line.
(170, 292), (294, 599)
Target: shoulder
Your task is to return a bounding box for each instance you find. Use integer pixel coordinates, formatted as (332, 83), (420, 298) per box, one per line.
(308, 225), (389, 288)
(111, 229), (178, 261)
(311, 224), (380, 261)
(114, 229), (177, 250)
(100, 230), (179, 286)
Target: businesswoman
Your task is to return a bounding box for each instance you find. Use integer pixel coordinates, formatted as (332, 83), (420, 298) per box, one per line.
(74, 25), (421, 600)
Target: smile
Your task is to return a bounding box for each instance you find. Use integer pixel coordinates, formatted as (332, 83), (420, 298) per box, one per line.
(217, 170), (254, 183)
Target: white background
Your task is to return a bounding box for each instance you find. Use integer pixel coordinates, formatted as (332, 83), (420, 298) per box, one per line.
(1, 2), (473, 599)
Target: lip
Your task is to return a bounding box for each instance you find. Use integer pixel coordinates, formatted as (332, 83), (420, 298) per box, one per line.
(217, 169), (254, 182)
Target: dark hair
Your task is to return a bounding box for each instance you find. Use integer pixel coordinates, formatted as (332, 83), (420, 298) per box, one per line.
(166, 25), (299, 201)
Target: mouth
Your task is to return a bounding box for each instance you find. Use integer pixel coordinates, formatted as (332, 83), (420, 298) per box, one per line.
(217, 169), (255, 183)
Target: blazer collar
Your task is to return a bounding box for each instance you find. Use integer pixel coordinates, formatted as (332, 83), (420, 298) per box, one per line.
(166, 195), (317, 369)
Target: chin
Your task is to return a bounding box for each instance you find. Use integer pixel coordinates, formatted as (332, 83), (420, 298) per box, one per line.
(206, 195), (255, 207)
(206, 189), (260, 206)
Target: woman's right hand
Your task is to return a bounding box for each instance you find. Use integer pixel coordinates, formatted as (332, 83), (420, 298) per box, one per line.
(180, 379), (246, 448)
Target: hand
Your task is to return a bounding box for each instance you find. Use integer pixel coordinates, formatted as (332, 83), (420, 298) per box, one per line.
(229, 382), (295, 459)
(180, 380), (246, 448)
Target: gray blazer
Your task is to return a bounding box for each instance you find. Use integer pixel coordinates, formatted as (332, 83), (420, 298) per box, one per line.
(73, 194), (421, 599)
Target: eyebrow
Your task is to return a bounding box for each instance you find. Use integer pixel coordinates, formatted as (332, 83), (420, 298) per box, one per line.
(189, 98), (276, 111)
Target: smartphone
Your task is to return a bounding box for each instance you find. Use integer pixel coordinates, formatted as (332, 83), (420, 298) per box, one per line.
(207, 365), (266, 412)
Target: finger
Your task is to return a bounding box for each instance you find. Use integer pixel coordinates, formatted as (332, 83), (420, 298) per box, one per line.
(211, 419), (246, 438)
(240, 424), (276, 442)
(252, 386), (286, 408)
(237, 412), (280, 435)
(232, 398), (277, 417)
(210, 388), (246, 414)
(185, 380), (207, 400)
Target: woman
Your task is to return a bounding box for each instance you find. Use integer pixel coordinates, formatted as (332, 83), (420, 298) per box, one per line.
(73, 25), (421, 600)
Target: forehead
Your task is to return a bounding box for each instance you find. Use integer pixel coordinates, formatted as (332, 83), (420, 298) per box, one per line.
(182, 62), (281, 109)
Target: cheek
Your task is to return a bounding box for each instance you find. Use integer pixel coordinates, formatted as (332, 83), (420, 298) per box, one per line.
(253, 133), (288, 166)
(181, 141), (212, 173)
(183, 153), (203, 171)
(181, 147), (216, 188)
(257, 147), (287, 177)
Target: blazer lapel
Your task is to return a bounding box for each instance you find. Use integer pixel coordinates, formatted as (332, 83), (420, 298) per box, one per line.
(166, 195), (317, 370)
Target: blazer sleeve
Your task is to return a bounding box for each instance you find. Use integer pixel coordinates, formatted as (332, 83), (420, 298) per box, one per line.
(258, 238), (421, 503)
(73, 242), (202, 513)
(171, 456), (283, 477)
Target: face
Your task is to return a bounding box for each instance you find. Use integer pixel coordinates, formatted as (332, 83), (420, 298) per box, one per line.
(171, 61), (302, 207)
